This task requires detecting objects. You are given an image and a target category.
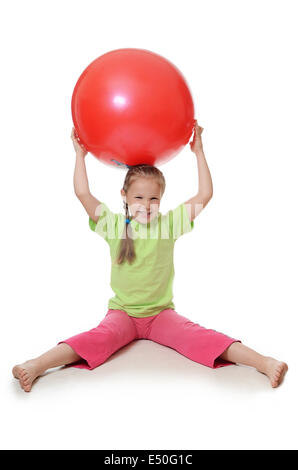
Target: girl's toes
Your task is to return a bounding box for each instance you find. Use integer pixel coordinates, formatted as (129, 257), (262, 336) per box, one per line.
(12, 366), (19, 379)
(24, 381), (32, 390)
(271, 376), (278, 386)
(19, 375), (25, 385)
(22, 381), (30, 391)
(20, 375), (28, 385)
(21, 373), (29, 383)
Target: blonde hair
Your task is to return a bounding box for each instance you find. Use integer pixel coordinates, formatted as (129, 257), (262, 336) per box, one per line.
(115, 164), (166, 265)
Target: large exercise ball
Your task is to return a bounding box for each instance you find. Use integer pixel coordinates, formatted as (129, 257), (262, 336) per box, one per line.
(71, 48), (195, 168)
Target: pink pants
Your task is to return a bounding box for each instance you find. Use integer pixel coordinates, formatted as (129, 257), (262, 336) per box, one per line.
(58, 308), (241, 370)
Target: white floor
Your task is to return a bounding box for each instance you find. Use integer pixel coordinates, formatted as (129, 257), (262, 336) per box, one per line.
(3, 339), (296, 450)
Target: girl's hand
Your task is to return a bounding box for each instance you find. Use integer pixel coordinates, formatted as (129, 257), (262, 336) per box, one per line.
(190, 119), (204, 154)
(71, 127), (88, 157)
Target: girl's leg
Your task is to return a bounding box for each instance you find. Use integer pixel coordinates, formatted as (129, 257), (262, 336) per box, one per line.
(148, 309), (240, 369)
(148, 309), (288, 388)
(13, 309), (137, 392)
(12, 343), (80, 393)
(219, 342), (288, 388)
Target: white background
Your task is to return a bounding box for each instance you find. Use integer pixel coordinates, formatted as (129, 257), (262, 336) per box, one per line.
(1, 0), (297, 450)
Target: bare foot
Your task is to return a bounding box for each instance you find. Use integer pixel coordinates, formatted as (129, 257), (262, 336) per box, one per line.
(258, 357), (288, 388)
(12, 360), (44, 392)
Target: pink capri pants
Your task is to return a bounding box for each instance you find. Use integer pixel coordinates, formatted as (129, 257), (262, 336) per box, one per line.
(58, 308), (241, 370)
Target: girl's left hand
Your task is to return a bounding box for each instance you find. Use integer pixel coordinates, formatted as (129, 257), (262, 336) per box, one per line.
(190, 119), (204, 154)
(71, 127), (88, 157)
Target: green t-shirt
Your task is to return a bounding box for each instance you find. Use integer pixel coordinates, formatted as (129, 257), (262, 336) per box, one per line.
(89, 201), (195, 318)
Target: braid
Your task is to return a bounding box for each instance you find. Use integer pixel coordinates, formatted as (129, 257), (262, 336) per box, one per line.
(124, 201), (131, 224)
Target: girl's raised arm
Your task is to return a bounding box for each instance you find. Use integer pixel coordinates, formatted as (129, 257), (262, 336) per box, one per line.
(185, 120), (213, 222)
(71, 127), (102, 223)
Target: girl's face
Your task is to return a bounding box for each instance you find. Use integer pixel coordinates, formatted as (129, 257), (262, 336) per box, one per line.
(121, 177), (162, 224)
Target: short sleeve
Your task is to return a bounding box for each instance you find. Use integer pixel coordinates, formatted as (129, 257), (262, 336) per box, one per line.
(170, 202), (194, 241)
(89, 201), (118, 243)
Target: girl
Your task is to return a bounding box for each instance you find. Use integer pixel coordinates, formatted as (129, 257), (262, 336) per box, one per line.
(12, 121), (288, 392)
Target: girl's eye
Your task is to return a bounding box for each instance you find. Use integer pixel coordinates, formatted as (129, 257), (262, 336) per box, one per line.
(135, 197), (158, 200)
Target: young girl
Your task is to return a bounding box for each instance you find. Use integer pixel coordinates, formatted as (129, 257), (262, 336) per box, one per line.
(12, 121), (288, 392)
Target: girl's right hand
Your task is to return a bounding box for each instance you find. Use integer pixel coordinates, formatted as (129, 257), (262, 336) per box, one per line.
(71, 127), (88, 157)
(190, 119), (204, 154)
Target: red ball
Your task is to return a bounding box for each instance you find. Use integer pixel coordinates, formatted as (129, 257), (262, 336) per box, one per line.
(71, 48), (195, 168)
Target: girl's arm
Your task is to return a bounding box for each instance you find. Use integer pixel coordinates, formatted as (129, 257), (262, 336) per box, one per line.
(71, 127), (102, 223)
(184, 120), (213, 222)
